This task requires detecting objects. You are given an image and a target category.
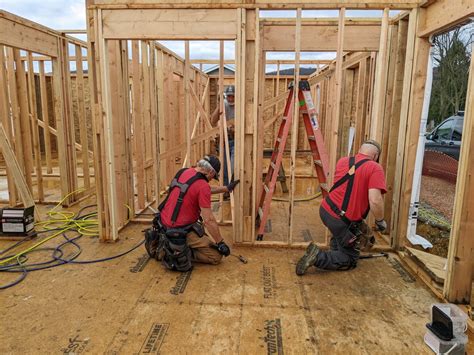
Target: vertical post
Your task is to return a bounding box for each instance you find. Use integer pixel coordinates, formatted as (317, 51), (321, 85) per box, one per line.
(0, 45), (17, 205)
(97, 10), (119, 240)
(13, 49), (33, 192)
(26, 53), (44, 201)
(384, 19), (408, 229)
(184, 40), (191, 167)
(288, 8), (302, 245)
(218, 40), (225, 223)
(329, 8), (345, 185)
(252, 8), (261, 243)
(132, 41), (145, 209)
(155, 45), (164, 204)
(390, 9), (419, 249)
(370, 7), (390, 142)
(234, 8), (245, 241)
(87, 4), (107, 239)
(75, 44), (91, 189)
(38, 61), (53, 174)
(444, 42), (474, 304)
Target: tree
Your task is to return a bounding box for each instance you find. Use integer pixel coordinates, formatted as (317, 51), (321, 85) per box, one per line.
(428, 27), (472, 126)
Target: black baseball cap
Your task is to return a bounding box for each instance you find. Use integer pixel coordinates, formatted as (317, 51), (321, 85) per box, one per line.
(204, 155), (221, 180)
(225, 85), (235, 96)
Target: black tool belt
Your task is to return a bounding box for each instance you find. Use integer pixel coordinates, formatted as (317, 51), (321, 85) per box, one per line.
(153, 214), (204, 272)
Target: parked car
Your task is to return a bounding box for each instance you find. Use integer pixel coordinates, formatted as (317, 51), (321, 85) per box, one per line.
(425, 112), (464, 160)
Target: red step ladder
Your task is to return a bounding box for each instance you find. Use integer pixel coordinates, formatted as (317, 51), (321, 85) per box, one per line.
(256, 80), (330, 241)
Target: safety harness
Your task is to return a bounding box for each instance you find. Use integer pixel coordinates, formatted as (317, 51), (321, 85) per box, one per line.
(158, 168), (208, 225)
(147, 168), (208, 272)
(325, 157), (370, 226)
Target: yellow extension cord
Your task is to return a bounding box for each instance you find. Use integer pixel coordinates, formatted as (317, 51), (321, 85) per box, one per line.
(0, 188), (99, 266)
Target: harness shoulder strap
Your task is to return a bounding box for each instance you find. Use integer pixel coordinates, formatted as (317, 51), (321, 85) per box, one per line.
(329, 158), (370, 192)
(158, 168), (188, 212)
(169, 172), (207, 224)
(325, 157), (370, 224)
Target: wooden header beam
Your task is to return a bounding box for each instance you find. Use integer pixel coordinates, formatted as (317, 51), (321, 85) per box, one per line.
(190, 59), (331, 65)
(418, 0), (474, 37)
(89, 1), (423, 10)
(263, 23), (381, 51)
(260, 18), (382, 25)
(101, 9), (239, 39)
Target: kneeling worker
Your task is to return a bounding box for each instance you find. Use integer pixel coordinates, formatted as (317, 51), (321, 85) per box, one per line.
(296, 140), (387, 275)
(146, 155), (238, 271)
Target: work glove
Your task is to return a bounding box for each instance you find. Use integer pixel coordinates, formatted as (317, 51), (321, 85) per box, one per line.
(375, 219), (387, 232)
(226, 179), (240, 192)
(216, 241), (231, 257)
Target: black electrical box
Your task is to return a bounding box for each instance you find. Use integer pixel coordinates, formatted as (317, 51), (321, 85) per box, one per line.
(0, 206), (35, 236)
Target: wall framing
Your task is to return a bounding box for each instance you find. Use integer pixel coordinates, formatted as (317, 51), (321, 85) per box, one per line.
(80, 0), (474, 305)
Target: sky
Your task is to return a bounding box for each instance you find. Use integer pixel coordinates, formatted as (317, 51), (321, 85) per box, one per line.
(0, 1), (394, 72)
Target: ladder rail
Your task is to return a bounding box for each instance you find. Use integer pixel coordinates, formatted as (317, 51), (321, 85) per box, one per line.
(256, 80), (329, 241)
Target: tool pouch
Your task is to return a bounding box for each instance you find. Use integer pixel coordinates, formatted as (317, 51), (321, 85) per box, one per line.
(162, 233), (193, 272)
(357, 221), (376, 252)
(190, 221), (205, 238)
(340, 223), (360, 248)
(144, 228), (165, 260)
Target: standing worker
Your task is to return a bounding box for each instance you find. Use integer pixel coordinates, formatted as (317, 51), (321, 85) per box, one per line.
(211, 85), (235, 186)
(296, 140), (388, 275)
(145, 155), (239, 271)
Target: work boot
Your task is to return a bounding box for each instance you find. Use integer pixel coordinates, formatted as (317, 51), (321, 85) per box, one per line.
(296, 242), (320, 276)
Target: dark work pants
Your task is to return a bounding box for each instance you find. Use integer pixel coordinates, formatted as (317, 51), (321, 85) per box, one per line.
(315, 206), (360, 270)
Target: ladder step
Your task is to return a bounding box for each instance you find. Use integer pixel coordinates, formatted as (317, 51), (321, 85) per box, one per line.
(276, 138), (282, 143)
(308, 135), (315, 141)
(263, 184), (270, 193)
(314, 159), (322, 167)
(270, 161), (276, 170)
(258, 207), (264, 219)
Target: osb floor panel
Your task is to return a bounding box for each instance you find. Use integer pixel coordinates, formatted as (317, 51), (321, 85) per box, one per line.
(0, 222), (462, 354)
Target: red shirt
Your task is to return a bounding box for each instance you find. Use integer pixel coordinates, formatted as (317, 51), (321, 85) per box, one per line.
(160, 168), (211, 228)
(321, 153), (387, 221)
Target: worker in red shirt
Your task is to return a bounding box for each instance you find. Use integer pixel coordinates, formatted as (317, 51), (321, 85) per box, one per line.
(145, 155), (239, 271)
(296, 140), (387, 275)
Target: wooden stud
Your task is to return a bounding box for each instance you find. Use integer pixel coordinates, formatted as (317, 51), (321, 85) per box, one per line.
(13, 49), (34, 191)
(75, 44), (91, 189)
(394, 20), (431, 252)
(370, 8), (390, 142)
(383, 19), (408, 229)
(38, 61), (53, 174)
(444, 44), (474, 304)
(217, 40), (225, 223)
(328, 8), (346, 184)
(288, 8), (302, 245)
(184, 40), (191, 167)
(26, 52), (44, 201)
(390, 9), (418, 250)
(0, 45), (17, 205)
(97, 10), (119, 240)
(132, 41), (145, 209)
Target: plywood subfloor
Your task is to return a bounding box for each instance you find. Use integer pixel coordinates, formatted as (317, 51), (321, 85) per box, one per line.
(0, 218), (461, 354)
